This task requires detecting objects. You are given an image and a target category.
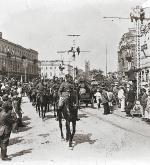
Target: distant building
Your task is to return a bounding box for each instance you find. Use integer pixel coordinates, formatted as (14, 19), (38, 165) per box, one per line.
(118, 28), (136, 80)
(40, 60), (73, 79)
(0, 32), (39, 81)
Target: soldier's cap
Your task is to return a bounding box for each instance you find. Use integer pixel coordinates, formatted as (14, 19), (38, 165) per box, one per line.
(2, 102), (10, 111)
(2, 94), (9, 101)
(13, 95), (18, 99)
(101, 84), (105, 88)
(65, 74), (72, 79)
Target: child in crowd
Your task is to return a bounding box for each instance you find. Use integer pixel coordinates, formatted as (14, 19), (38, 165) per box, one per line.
(130, 100), (143, 118)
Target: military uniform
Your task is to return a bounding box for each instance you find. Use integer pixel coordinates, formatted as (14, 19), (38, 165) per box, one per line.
(12, 95), (24, 128)
(58, 75), (78, 121)
(58, 81), (74, 108)
(0, 100), (14, 160)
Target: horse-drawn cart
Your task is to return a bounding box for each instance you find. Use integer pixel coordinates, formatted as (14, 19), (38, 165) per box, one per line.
(79, 92), (94, 108)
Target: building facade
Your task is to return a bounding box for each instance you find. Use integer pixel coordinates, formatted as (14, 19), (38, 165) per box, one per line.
(118, 28), (136, 81)
(40, 60), (73, 79)
(140, 21), (150, 85)
(0, 32), (39, 81)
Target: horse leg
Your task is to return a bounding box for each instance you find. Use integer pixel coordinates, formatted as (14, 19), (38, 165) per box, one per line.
(44, 104), (46, 118)
(58, 112), (64, 139)
(69, 121), (76, 147)
(38, 105), (41, 118)
(54, 102), (56, 117)
(66, 120), (71, 143)
(41, 105), (44, 119)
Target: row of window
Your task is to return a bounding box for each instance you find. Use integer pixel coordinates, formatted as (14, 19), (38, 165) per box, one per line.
(41, 66), (57, 70)
(0, 41), (37, 61)
(41, 72), (53, 77)
(0, 57), (38, 74)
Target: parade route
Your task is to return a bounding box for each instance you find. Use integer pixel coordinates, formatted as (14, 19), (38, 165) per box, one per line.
(0, 97), (149, 165)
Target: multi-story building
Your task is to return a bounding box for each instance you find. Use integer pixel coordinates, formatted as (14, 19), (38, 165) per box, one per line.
(118, 28), (136, 81)
(40, 60), (73, 79)
(0, 32), (39, 81)
(140, 21), (150, 85)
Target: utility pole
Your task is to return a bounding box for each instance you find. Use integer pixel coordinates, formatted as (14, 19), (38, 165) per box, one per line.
(106, 45), (108, 77)
(103, 6), (148, 99)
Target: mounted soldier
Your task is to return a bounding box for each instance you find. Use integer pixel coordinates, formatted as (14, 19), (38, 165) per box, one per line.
(57, 74), (78, 147)
(51, 77), (61, 118)
(58, 74), (78, 120)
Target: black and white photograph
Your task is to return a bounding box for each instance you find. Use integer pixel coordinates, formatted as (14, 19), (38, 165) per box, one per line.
(0, 0), (150, 164)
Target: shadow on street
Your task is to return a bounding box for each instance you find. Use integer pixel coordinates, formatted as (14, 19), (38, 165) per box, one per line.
(9, 136), (24, 146)
(10, 148), (32, 158)
(73, 133), (97, 146)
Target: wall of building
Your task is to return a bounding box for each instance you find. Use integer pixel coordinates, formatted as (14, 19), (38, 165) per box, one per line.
(40, 60), (73, 79)
(118, 28), (136, 80)
(140, 21), (150, 84)
(0, 33), (39, 81)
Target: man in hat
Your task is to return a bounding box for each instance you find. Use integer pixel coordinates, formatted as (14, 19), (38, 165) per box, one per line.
(94, 89), (102, 108)
(100, 85), (110, 115)
(58, 74), (79, 120)
(118, 86), (125, 112)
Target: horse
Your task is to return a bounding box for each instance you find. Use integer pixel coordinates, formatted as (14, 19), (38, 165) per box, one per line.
(36, 92), (47, 119)
(58, 90), (78, 147)
(52, 90), (59, 118)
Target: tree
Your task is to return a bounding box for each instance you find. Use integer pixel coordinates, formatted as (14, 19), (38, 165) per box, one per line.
(89, 69), (104, 81)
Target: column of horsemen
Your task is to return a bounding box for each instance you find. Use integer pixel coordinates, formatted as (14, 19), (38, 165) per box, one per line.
(0, 74), (82, 161)
(1, 74), (148, 160)
(0, 74), (122, 161)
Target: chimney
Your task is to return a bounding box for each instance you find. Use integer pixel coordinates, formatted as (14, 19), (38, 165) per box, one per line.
(0, 32), (2, 39)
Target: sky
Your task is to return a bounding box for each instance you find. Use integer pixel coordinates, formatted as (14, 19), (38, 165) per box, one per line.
(0, 0), (148, 73)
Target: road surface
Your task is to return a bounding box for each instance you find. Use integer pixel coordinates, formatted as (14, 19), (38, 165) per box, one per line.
(2, 97), (150, 165)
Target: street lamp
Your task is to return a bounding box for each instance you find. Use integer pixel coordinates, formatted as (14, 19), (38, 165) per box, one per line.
(22, 57), (28, 83)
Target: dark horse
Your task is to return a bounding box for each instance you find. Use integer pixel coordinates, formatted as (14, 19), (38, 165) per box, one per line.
(36, 92), (47, 119)
(58, 91), (78, 147)
(52, 90), (59, 118)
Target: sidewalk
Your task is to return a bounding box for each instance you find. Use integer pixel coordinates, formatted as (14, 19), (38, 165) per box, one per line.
(112, 106), (144, 123)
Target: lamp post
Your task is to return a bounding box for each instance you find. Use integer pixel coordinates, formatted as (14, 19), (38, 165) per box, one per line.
(23, 58), (28, 83)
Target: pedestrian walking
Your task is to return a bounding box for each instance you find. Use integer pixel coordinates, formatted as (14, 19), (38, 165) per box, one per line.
(125, 85), (136, 116)
(94, 89), (101, 108)
(118, 86), (125, 112)
(140, 88), (148, 117)
(107, 88), (115, 113)
(101, 86), (110, 115)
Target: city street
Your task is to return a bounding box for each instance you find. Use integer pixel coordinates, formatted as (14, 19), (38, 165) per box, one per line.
(2, 96), (150, 164)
